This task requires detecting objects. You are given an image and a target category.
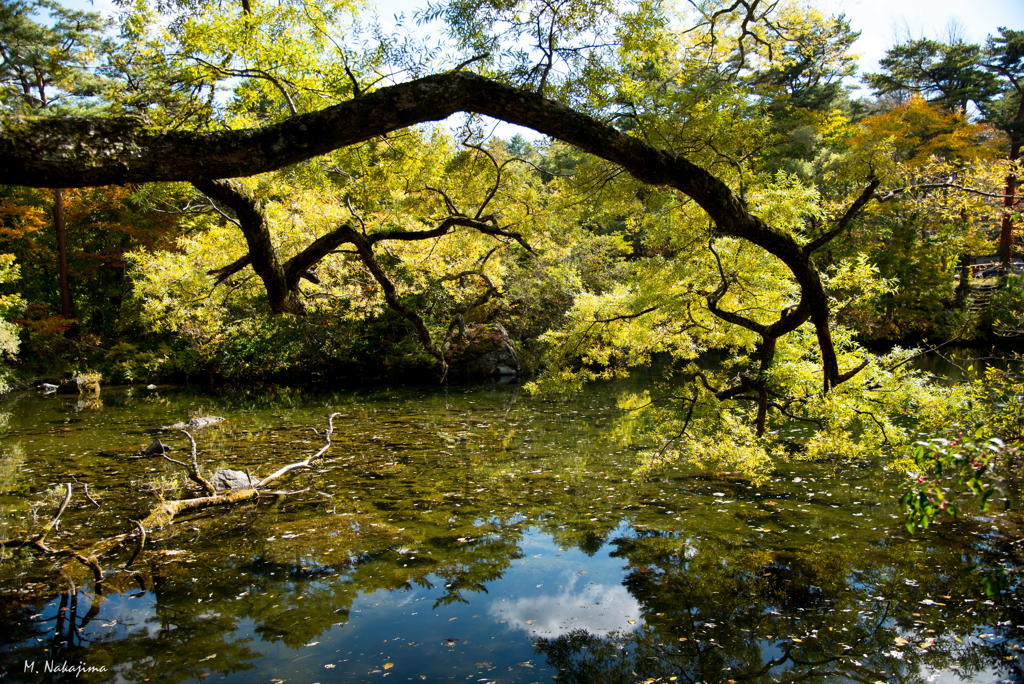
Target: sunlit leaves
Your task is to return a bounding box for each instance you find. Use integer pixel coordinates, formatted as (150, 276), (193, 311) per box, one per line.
(0, 254), (24, 383)
(747, 172), (825, 240)
(901, 437), (1007, 532)
(851, 95), (1005, 167)
(113, 0), (364, 127)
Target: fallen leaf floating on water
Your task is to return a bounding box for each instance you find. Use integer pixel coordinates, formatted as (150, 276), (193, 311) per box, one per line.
(383, 663), (394, 670)
(305, 641), (320, 647)
(517, 662), (534, 668)
(894, 637), (909, 647)
(199, 655), (217, 662)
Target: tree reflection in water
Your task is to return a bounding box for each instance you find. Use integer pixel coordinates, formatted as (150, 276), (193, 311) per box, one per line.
(0, 384), (1021, 683)
(536, 526), (1023, 684)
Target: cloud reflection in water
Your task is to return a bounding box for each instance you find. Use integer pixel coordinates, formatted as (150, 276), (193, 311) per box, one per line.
(489, 573), (642, 638)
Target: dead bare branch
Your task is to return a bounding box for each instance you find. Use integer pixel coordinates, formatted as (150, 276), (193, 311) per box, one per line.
(141, 414), (344, 531)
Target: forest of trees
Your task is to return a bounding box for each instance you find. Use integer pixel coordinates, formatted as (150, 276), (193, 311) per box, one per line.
(1, 0), (1022, 483)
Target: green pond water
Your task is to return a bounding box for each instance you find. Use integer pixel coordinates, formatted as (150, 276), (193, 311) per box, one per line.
(0, 378), (1021, 684)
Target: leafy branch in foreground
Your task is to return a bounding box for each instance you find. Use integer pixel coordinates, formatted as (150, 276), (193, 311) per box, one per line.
(901, 437), (1011, 532)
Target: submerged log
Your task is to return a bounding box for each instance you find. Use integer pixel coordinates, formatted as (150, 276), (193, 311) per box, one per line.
(142, 487), (260, 529)
(2, 415), (344, 585)
(141, 413), (343, 530)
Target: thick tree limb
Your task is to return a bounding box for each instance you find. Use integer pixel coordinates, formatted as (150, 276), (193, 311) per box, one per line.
(0, 71), (840, 389)
(142, 487), (260, 529)
(341, 226), (449, 374)
(204, 209), (531, 318)
(207, 254), (252, 285)
(191, 179), (304, 315)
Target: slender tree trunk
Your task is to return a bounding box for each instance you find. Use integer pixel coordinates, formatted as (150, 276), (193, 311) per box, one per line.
(754, 337), (776, 437)
(999, 174), (1016, 268)
(999, 134), (1021, 269)
(52, 188), (71, 319)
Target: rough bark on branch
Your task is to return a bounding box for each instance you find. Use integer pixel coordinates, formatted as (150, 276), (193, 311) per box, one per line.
(0, 71), (840, 389)
(191, 179), (304, 315)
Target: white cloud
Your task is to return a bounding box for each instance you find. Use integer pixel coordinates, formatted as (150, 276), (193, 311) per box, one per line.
(488, 573), (643, 638)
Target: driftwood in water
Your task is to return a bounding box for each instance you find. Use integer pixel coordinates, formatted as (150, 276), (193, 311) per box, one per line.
(142, 487), (261, 529)
(155, 431), (216, 496)
(140, 413), (342, 531)
(162, 415), (225, 430)
(1, 414), (343, 585)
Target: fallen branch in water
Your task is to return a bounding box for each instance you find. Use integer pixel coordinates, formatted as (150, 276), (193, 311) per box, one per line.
(157, 431), (216, 496)
(0, 415), (344, 584)
(123, 520), (146, 570)
(0, 483), (104, 582)
(141, 413), (343, 530)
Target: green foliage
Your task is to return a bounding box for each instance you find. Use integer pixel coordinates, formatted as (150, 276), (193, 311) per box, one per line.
(0, 185), (181, 373)
(865, 38), (999, 114)
(901, 358), (1024, 543)
(0, 255), (24, 391)
(901, 436), (1005, 531)
(1, 0), (1021, 506)
(0, 0), (113, 114)
(985, 277), (1024, 340)
(972, 356), (1024, 443)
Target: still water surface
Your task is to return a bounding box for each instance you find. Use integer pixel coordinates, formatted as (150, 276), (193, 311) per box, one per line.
(0, 379), (1020, 684)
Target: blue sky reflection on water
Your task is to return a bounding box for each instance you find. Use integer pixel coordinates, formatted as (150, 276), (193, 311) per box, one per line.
(250, 526), (643, 683)
(18, 520), (1016, 684)
(2, 381), (1022, 684)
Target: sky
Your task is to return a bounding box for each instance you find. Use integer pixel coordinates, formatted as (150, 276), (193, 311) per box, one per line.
(826, 0), (1023, 75)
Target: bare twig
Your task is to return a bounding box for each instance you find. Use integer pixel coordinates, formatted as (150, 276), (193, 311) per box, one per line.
(158, 431), (216, 496)
(35, 483), (72, 546)
(123, 520), (146, 570)
(84, 484), (99, 508)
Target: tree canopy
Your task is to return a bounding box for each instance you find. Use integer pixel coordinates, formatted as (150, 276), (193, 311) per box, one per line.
(0, 0), (1020, 480)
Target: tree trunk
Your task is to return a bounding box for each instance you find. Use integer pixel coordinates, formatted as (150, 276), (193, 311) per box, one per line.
(999, 173), (1017, 268)
(999, 118), (1022, 268)
(52, 187), (71, 319)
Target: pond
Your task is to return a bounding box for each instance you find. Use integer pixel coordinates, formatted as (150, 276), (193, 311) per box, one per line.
(0, 378), (1021, 684)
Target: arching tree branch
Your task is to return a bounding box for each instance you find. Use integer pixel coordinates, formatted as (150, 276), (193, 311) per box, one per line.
(1, 70), (839, 390)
